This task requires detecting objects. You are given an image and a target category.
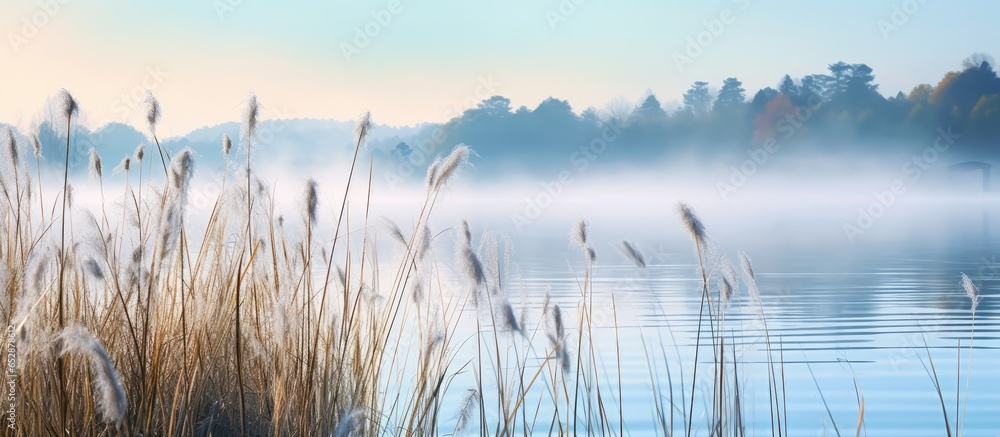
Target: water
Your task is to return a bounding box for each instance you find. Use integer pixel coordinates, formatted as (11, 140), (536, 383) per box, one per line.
(66, 170), (1000, 434)
(425, 197), (1000, 436)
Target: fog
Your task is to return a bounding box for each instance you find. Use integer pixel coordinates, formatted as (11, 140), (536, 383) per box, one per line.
(54, 142), (996, 267)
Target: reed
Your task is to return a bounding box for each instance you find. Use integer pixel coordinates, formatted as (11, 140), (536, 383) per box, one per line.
(1, 89), (981, 437)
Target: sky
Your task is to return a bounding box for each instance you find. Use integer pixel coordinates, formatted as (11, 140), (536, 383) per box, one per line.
(1, 0), (998, 136)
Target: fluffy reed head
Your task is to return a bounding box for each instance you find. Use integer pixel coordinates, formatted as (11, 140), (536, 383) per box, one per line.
(498, 302), (523, 335)
(142, 90), (162, 135)
(88, 148), (102, 180)
(738, 252), (755, 281)
(83, 258), (105, 280)
(168, 147), (195, 193)
(354, 111), (373, 147)
(55, 88), (79, 123)
(618, 241), (645, 269)
(551, 303), (565, 339)
(677, 202), (707, 247)
(458, 219), (473, 248)
(134, 144), (145, 162)
(570, 219), (596, 263)
(431, 144), (471, 191)
(242, 92), (259, 144)
(31, 134), (41, 158)
(960, 273), (979, 312)
(416, 224), (432, 261)
(424, 157), (441, 191)
(303, 178), (318, 227)
(384, 218), (407, 246)
(740, 252), (761, 306)
(65, 184), (74, 209)
(571, 220), (588, 247)
(114, 156), (131, 174)
(58, 326), (127, 424)
(454, 389), (481, 434)
(719, 260), (737, 304)
(4, 127), (18, 166)
(456, 220), (486, 294)
(546, 303), (570, 372)
(222, 134), (232, 158)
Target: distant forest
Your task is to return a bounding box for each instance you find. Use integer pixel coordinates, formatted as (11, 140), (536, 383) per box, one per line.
(382, 54), (1000, 173)
(11, 54), (1000, 181)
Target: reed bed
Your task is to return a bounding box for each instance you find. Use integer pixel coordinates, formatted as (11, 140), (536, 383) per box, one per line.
(0, 90), (978, 436)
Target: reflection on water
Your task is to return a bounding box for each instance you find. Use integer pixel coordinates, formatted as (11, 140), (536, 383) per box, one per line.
(431, 200), (1000, 435)
(70, 170), (1000, 434)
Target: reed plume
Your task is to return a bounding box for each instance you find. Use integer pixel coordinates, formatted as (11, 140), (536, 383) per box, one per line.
(142, 91), (169, 174)
(416, 224), (432, 261)
(719, 270), (734, 305)
(384, 218), (407, 247)
(303, 178), (318, 227)
(546, 303), (570, 373)
(456, 220), (486, 304)
(960, 273), (979, 312)
(4, 127), (18, 166)
(83, 258), (105, 280)
(168, 147), (195, 198)
(14, 247), (52, 328)
(677, 202), (707, 247)
(498, 302), (522, 335)
(424, 157), (441, 191)
(55, 88), (78, 343)
(31, 134), (41, 158)
(88, 148), (102, 180)
(739, 251), (755, 281)
(720, 259), (737, 304)
(572, 220), (588, 247)
(454, 389), (481, 433)
(223, 134), (233, 158)
(58, 326), (127, 424)
(114, 156), (131, 174)
(242, 92), (260, 149)
(133, 144), (145, 162)
(142, 90), (162, 136)
(432, 145), (471, 191)
(28, 130), (45, 219)
(55, 88), (79, 126)
(571, 219), (596, 263)
(354, 111), (373, 147)
(618, 241), (646, 268)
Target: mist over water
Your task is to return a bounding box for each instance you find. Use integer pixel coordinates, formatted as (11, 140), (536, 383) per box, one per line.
(8, 0), (1000, 433)
(56, 141), (998, 434)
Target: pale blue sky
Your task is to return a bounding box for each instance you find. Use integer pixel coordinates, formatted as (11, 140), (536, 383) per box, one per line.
(1, 0), (997, 135)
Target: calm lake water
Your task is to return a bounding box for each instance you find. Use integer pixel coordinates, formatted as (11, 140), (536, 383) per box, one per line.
(69, 169), (1000, 435)
(422, 196), (1000, 436)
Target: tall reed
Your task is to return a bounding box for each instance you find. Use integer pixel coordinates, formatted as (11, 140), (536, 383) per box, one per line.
(2, 89), (981, 437)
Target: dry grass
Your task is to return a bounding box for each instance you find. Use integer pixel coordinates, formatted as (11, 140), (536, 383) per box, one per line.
(0, 90), (973, 436)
